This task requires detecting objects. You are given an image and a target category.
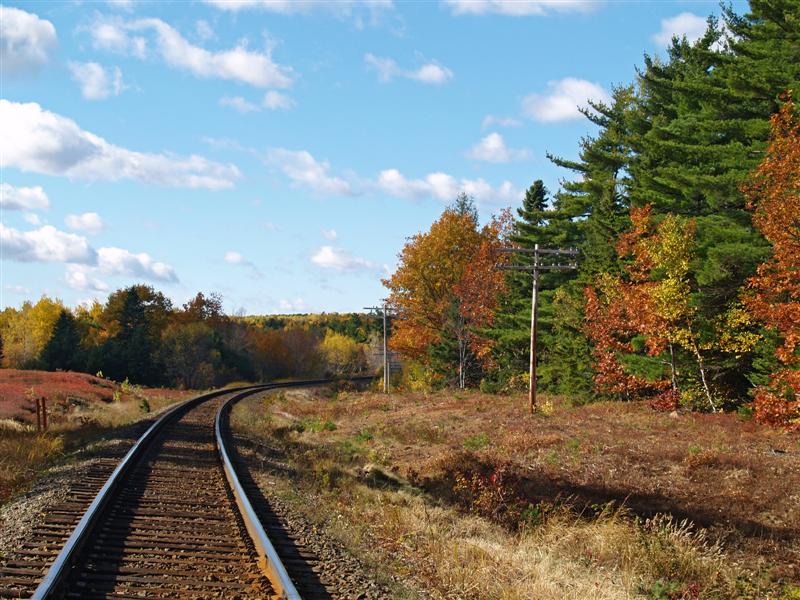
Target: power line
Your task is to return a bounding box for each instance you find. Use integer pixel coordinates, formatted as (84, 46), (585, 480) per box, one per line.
(498, 244), (579, 413)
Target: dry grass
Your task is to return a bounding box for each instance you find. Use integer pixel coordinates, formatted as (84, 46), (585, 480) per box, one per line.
(0, 370), (194, 504)
(231, 387), (800, 599)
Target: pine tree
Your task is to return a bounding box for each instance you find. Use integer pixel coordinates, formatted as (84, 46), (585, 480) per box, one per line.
(41, 310), (84, 372)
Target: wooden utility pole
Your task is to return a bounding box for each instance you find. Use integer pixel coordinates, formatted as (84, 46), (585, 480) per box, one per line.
(498, 245), (579, 413)
(365, 303), (394, 393)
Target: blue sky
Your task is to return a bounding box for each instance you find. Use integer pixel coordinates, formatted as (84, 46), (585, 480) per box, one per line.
(1, 0), (747, 314)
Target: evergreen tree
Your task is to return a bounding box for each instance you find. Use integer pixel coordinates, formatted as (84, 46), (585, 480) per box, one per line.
(41, 310), (84, 372)
(450, 192), (479, 224)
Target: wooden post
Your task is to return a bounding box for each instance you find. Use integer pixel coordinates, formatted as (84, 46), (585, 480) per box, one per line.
(36, 398), (42, 432)
(382, 303), (389, 394)
(529, 244), (539, 414)
(42, 398), (48, 432)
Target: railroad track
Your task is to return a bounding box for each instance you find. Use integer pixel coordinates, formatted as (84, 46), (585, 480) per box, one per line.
(0, 380), (369, 599)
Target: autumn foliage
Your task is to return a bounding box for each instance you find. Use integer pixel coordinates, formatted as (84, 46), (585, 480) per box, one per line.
(384, 206), (511, 387)
(743, 96), (800, 429)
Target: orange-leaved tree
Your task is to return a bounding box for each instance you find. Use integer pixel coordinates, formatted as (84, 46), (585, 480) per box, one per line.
(384, 205), (510, 388)
(742, 95), (800, 429)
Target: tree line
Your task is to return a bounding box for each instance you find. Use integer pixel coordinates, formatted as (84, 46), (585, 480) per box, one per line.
(384, 0), (799, 429)
(0, 288), (381, 388)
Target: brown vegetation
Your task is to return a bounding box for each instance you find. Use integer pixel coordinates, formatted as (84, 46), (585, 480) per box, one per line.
(232, 387), (800, 599)
(0, 369), (193, 504)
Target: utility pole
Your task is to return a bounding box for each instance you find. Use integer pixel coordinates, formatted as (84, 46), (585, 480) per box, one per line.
(364, 302), (394, 393)
(497, 245), (579, 413)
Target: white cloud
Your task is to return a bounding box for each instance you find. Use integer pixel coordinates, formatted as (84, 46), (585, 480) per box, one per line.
(0, 6), (57, 76)
(365, 53), (453, 85)
(1, 222), (178, 284)
(311, 246), (374, 271)
(90, 21), (147, 58)
(65, 267), (109, 292)
(195, 19), (215, 41)
(65, 212), (105, 234)
(278, 297), (308, 312)
(466, 132), (531, 163)
(376, 168), (521, 205)
(652, 12), (707, 48)
(0, 183), (50, 210)
(321, 228), (338, 241)
(220, 91), (294, 113)
(224, 250), (246, 264)
(265, 148), (353, 196)
(224, 250), (263, 277)
(204, 0), (393, 16)
(263, 90), (295, 110)
(4, 284), (32, 295)
(265, 147), (522, 205)
(68, 62), (124, 100)
(1, 224), (96, 264)
(0, 100), (241, 190)
(522, 77), (611, 123)
(23, 213), (42, 226)
(220, 95), (261, 113)
(89, 17), (293, 88)
(97, 247), (177, 282)
(482, 115), (522, 129)
(444, 0), (594, 16)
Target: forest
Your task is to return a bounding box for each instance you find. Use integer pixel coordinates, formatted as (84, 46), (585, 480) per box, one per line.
(0, 290), (381, 388)
(1, 2), (797, 430)
(383, 1), (799, 429)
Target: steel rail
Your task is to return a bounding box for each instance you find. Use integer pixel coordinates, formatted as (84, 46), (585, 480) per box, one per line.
(29, 383), (270, 600)
(216, 385), (304, 600)
(214, 376), (374, 600)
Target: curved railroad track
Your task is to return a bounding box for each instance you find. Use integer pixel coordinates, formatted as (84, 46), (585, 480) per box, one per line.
(0, 380), (369, 599)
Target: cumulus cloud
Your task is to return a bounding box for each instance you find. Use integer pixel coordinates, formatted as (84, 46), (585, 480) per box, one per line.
(220, 91), (295, 113)
(0, 183), (50, 210)
(522, 77), (611, 123)
(265, 148), (353, 196)
(376, 168), (521, 205)
(224, 250), (246, 264)
(365, 53), (453, 85)
(265, 147), (522, 204)
(1, 223), (178, 286)
(1, 224), (96, 264)
(65, 267), (109, 292)
(263, 90), (295, 110)
(311, 246), (374, 271)
(89, 17), (293, 88)
(0, 6), (57, 76)
(96, 247), (177, 282)
(321, 228), (337, 241)
(0, 100), (241, 190)
(278, 297), (308, 312)
(466, 132), (531, 163)
(482, 115), (522, 129)
(65, 212), (105, 234)
(444, 0), (594, 16)
(68, 62), (124, 100)
(652, 12), (708, 47)
(204, 0), (393, 16)
(220, 95), (260, 113)
(224, 250), (263, 277)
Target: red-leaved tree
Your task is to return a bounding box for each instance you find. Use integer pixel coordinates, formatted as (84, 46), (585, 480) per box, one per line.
(743, 95), (800, 429)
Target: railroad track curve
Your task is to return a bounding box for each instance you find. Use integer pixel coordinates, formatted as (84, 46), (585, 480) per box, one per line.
(0, 379), (370, 599)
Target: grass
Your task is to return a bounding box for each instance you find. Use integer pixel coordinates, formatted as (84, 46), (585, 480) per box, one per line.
(0, 370), (195, 504)
(229, 386), (799, 599)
